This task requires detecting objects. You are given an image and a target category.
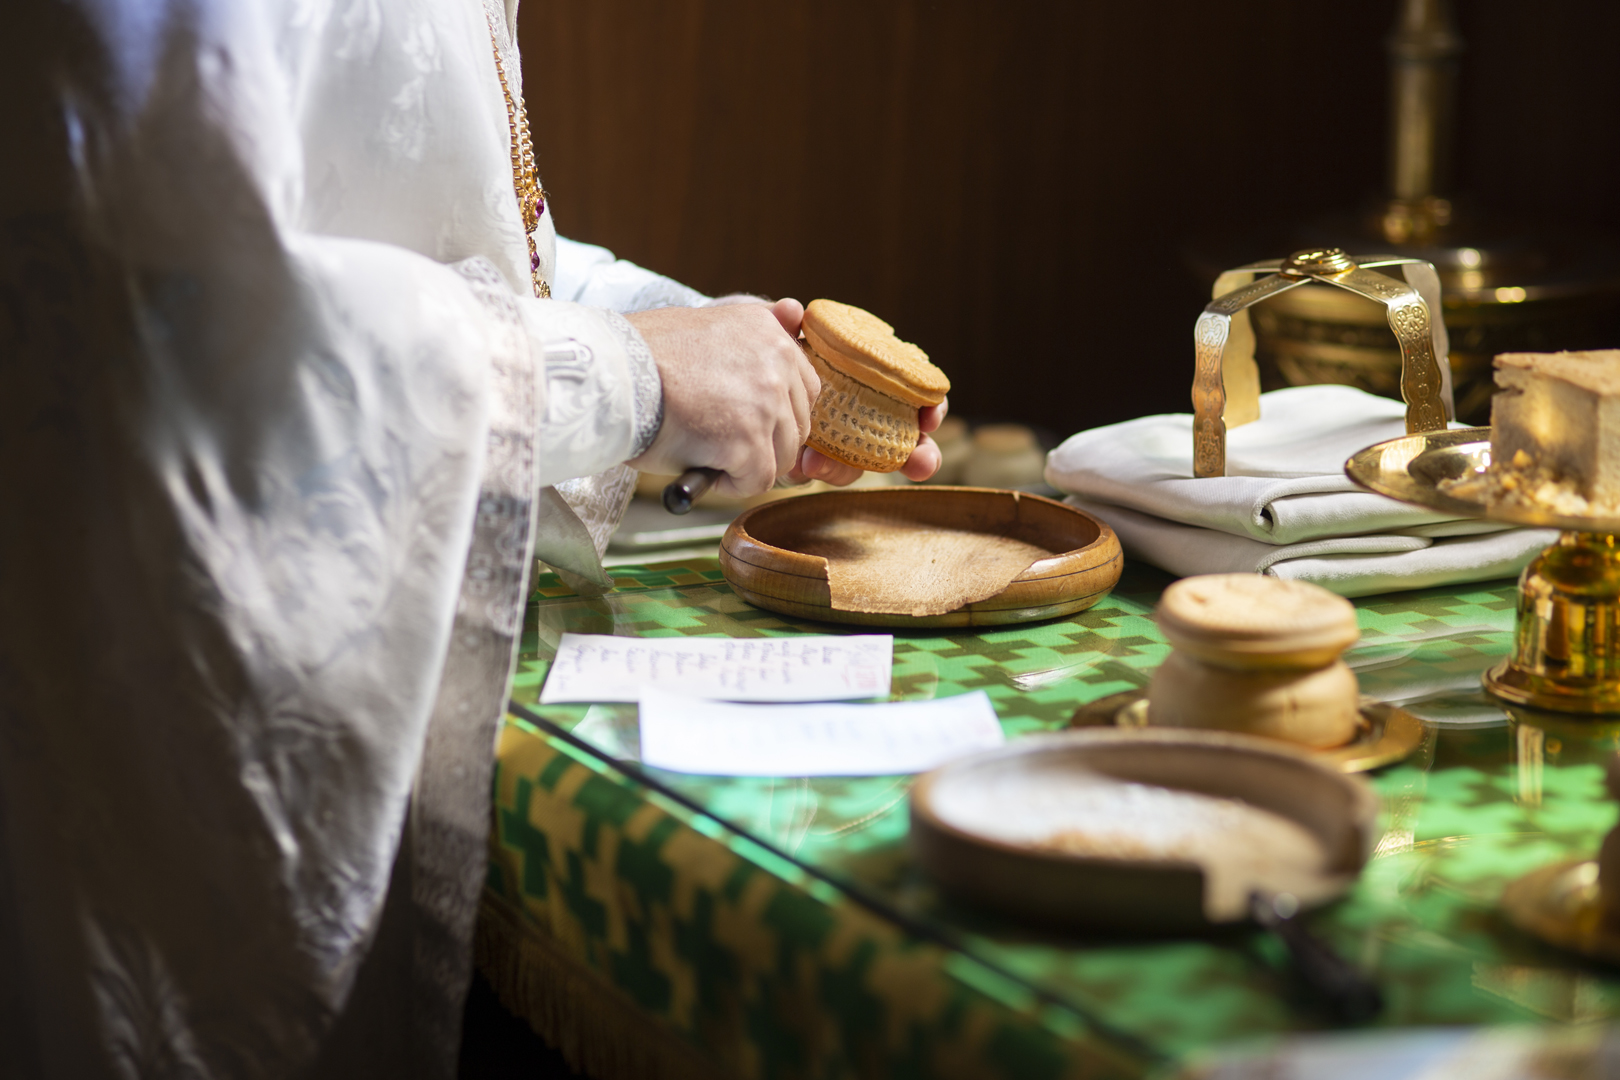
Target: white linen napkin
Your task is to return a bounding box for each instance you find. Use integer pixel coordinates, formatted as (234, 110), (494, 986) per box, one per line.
(1046, 384), (1555, 596)
(1067, 496), (1554, 597)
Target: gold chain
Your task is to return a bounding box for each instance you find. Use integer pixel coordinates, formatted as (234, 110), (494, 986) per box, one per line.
(488, 22), (550, 299)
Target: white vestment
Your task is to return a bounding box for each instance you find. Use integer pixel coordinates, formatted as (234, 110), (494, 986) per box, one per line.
(0, 0), (705, 1075)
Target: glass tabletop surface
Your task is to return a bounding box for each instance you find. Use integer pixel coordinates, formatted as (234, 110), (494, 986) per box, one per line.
(509, 558), (1620, 1058)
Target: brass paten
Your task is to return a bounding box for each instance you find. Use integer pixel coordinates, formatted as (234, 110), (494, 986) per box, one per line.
(1069, 690), (1426, 774)
(1347, 428), (1620, 714)
(1193, 249), (1452, 478)
(1501, 860), (1620, 967)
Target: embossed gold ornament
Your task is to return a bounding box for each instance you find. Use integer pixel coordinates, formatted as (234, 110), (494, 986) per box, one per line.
(1192, 248), (1452, 478)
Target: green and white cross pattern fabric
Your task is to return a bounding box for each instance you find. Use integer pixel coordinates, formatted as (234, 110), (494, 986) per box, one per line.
(483, 558), (1620, 1079)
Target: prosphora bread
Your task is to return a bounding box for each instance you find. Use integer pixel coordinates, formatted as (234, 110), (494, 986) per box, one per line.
(1155, 573), (1360, 671)
(1147, 651), (1361, 749)
(801, 299), (950, 472)
(1148, 574), (1362, 749)
(801, 348), (920, 472)
(1492, 350), (1620, 506)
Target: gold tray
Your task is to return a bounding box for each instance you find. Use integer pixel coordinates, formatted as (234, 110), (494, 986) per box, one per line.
(1070, 690), (1426, 773)
(1347, 427), (1620, 714)
(719, 487), (1123, 628)
(1501, 859), (1620, 965)
(1344, 426), (1620, 534)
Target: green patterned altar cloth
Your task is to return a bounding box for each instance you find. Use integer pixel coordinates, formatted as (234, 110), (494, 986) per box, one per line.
(481, 558), (1620, 1080)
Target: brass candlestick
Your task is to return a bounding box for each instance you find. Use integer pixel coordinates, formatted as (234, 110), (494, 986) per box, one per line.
(1379, 0), (1462, 249)
(1346, 428), (1620, 715)
(1487, 533), (1620, 713)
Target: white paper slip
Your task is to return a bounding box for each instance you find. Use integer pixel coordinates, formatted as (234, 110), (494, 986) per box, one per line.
(539, 633), (893, 704)
(637, 689), (1005, 777)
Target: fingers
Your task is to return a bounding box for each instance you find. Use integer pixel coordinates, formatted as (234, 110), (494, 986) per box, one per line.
(900, 433), (943, 482)
(770, 297), (805, 337)
(785, 372), (811, 447)
(795, 447), (863, 487)
(770, 410), (803, 482)
(783, 337), (817, 443)
(766, 300), (818, 432)
(628, 302), (839, 498)
(790, 347), (819, 443)
(919, 396), (948, 434)
(713, 434), (777, 499)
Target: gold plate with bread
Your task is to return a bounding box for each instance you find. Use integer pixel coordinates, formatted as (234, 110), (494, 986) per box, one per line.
(1344, 351), (1620, 713)
(1070, 690), (1426, 774)
(1500, 859), (1620, 967)
(718, 487), (1123, 628)
(1061, 575), (1425, 771)
(1345, 426), (1620, 534)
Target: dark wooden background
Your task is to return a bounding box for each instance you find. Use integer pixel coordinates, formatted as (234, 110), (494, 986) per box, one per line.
(519, 1), (1620, 436)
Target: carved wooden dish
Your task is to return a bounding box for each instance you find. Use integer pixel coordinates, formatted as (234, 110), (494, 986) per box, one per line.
(719, 487), (1123, 628)
(911, 728), (1378, 930)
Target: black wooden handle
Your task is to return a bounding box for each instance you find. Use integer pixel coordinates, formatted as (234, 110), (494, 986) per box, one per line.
(662, 468), (722, 515)
(1250, 892), (1383, 1023)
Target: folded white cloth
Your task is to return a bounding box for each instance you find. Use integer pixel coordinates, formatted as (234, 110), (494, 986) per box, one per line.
(1067, 497), (1555, 597)
(1047, 385), (1556, 596)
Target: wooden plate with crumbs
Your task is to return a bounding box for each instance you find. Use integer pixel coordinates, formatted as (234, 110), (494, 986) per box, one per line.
(719, 487), (1123, 628)
(911, 728), (1378, 930)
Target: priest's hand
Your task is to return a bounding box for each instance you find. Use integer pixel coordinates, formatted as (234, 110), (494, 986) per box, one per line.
(764, 297), (946, 487)
(627, 298), (946, 497)
(787, 398), (948, 487)
(628, 299), (818, 498)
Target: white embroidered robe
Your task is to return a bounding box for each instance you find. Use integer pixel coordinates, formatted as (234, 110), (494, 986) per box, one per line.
(0, 0), (704, 1075)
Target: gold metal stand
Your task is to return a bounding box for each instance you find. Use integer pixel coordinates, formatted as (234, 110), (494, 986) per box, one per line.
(1486, 532), (1620, 713)
(1346, 428), (1620, 716)
(1216, 0), (1620, 426)
(1193, 248), (1452, 478)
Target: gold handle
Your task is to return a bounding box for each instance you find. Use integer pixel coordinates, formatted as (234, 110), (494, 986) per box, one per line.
(1192, 248), (1452, 478)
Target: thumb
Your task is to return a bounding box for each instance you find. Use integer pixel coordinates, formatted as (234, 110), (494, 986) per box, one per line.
(770, 297), (805, 337)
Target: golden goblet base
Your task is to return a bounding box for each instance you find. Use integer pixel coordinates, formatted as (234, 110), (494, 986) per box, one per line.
(1482, 531), (1620, 715)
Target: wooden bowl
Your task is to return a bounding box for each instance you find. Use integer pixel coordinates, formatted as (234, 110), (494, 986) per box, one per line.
(911, 728), (1378, 930)
(719, 487), (1123, 628)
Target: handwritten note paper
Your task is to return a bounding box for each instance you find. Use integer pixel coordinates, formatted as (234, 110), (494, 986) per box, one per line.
(638, 689), (1004, 776)
(539, 633), (893, 704)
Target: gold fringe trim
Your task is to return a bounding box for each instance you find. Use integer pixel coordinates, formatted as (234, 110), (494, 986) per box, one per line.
(473, 897), (727, 1080)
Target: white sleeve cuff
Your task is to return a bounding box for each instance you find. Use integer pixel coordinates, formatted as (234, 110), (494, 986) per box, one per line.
(517, 299), (663, 487)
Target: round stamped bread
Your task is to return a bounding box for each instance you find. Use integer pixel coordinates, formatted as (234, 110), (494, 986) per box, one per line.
(804, 348), (918, 472)
(802, 299), (949, 408)
(1157, 574), (1358, 670)
(1147, 652), (1361, 749)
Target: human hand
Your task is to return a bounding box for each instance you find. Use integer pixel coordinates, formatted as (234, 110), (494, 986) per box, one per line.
(627, 298), (818, 499)
(788, 396), (950, 486)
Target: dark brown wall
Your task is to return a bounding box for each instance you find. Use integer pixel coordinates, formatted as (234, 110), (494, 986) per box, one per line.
(520, 1), (1620, 435)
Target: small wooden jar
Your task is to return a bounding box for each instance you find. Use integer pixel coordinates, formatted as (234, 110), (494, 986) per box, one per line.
(1147, 575), (1362, 749)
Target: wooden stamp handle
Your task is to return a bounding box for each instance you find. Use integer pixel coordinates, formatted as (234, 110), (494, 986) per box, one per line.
(662, 468), (722, 515)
